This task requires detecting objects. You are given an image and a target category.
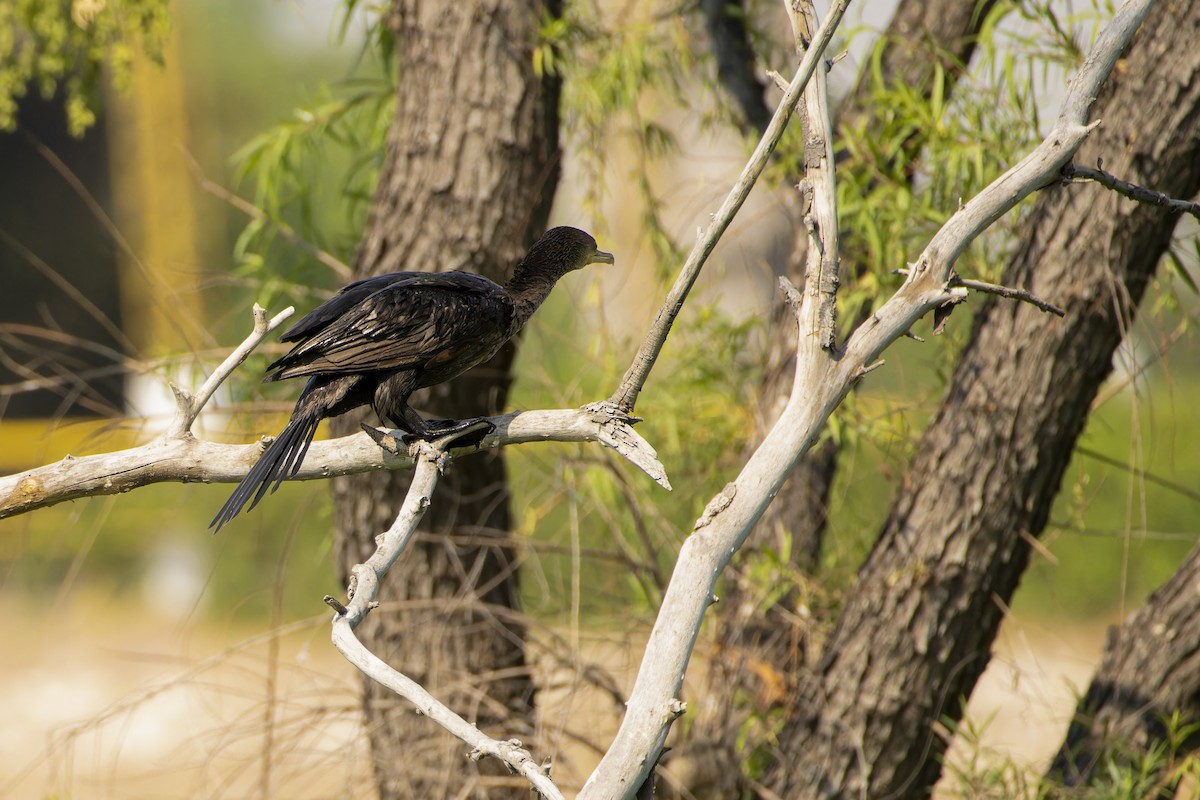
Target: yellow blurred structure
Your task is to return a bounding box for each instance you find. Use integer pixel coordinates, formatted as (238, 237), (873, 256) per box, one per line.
(106, 23), (206, 420)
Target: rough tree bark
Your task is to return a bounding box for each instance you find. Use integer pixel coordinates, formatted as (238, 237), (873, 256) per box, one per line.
(330, 2), (560, 797)
(1050, 538), (1200, 788)
(763, 2), (1200, 796)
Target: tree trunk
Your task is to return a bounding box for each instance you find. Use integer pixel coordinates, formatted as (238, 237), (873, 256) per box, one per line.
(763, 3), (1200, 797)
(331, 2), (560, 798)
(1050, 543), (1200, 786)
(699, 0), (771, 135)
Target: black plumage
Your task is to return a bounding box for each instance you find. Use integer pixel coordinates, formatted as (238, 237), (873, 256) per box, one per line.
(211, 226), (613, 530)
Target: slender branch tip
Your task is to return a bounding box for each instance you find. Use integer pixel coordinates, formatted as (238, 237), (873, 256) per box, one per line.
(952, 275), (1066, 316)
(323, 595), (349, 615)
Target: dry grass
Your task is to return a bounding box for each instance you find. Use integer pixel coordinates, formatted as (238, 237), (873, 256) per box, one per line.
(0, 585), (1114, 799)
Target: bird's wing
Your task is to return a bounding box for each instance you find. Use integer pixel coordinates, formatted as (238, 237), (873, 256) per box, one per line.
(278, 273), (411, 343)
(266, 272), (510, 379)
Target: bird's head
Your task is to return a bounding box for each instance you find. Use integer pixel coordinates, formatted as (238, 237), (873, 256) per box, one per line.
(515, 226), (614, 285)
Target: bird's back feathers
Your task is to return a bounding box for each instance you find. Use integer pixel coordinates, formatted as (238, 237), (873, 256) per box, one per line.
(266, 272), (511, 382)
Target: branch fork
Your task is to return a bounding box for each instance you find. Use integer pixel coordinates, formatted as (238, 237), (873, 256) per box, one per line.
(166, 303), (295, 439)
(582, 2), (1155, 796)
(327, 433), (566, 799)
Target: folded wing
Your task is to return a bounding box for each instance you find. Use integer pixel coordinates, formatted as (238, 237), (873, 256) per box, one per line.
(265, 272), (510, 381)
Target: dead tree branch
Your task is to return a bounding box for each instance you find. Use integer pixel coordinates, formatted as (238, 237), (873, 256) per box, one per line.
(579, 1), (1153, 796)
(894, 268), (1067, 316)
(950, 275), (1066, 316)
(326, 430), (565, 799)
(1, 307), (668, 520)
(1, 406), (668, 519)
(1062, 160), (1200, 220)
(166, 303), (295, 437)
(789, 0), (841, 349)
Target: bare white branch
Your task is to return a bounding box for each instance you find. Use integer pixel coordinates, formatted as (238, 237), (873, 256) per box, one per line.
(327, 434), (565, 800)
(1, 407), (668, 519)
(166, 304), (295, 438)
(790, 0), (841, 347)
(1, 295), (666, 523)
(579, 1), (1153, 797)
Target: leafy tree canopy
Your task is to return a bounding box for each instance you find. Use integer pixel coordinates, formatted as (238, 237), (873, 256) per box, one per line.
(0, 0), (169, 136)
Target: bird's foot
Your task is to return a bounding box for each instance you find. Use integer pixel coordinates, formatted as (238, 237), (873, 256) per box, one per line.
(361, 418), (495, 455)
(415, 417), (495, 449)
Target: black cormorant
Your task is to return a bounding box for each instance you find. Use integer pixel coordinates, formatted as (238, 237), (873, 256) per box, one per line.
(211, 226), (613, 530)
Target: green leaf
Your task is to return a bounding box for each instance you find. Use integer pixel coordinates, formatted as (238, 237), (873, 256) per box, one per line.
(1166, 249), (1199, 294)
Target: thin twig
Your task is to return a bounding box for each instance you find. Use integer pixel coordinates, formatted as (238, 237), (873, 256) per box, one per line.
(765, 70), (790, 92)
(951, 276), (1066, 316)
(1062, 161), (1200, 219)
(1092, 304), (1200, 409)
(1075, 445), (1200, 505)
(778, 275), (804, 312)
(893, 268), (1066, 316)
(606, 0), (854, 414)
(328, 435), (565, 800)
(166, 303), (295, 438)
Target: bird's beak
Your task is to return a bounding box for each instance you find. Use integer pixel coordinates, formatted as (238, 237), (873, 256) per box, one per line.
(592, 249), (615, 265)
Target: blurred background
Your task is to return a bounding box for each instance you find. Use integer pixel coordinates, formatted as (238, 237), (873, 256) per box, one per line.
(1, 0), (1198, 797)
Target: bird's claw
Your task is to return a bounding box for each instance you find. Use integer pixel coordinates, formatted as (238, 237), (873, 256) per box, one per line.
(362, 419), (495, 455)
(427, 418), (494, 449)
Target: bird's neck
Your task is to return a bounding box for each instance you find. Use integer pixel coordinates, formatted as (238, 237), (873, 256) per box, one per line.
(506, 272), (559, 328)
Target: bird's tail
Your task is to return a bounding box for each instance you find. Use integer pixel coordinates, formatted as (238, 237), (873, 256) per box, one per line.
(210, 412), (322, 531)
